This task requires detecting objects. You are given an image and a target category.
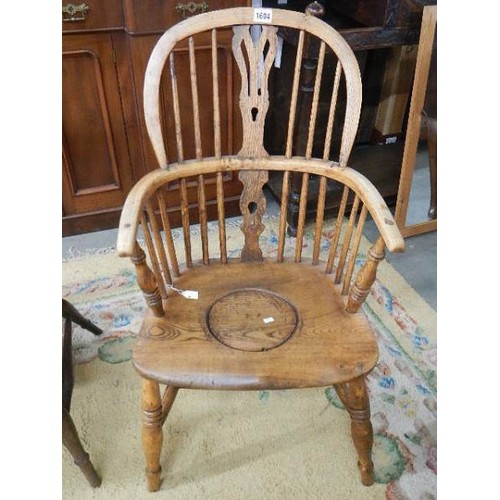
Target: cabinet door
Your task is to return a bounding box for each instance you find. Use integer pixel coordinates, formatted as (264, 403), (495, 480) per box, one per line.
(62, 33), (134, 235)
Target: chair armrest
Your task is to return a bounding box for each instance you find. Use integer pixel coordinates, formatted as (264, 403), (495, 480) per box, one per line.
(336, 164), (405, 254)
(116, 170), (168, 258)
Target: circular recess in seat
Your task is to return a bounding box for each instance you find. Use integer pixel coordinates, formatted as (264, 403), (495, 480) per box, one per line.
(206, 288), (298, 352)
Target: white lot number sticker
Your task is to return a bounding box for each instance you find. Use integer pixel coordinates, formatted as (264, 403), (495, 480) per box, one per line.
(254, 8), (273, 23)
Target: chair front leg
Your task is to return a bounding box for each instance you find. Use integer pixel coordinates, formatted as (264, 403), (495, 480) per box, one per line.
(341, 376), (374, 486)
(141, 379), (163, 492)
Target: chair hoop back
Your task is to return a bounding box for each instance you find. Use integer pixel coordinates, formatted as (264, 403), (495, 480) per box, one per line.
(144, 7), (362, 169)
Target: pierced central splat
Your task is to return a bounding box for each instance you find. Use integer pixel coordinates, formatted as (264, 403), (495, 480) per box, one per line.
(233, 25), (277, 157)
(232, 25), (278, 261)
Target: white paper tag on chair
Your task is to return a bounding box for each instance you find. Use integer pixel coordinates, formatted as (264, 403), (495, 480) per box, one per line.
(253, 8), (273, 23)
(167, 285), (199, 300)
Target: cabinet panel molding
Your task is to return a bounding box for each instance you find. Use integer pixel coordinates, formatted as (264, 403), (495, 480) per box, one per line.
(62, 33), (134, 234)
(62, 48), (121, 193)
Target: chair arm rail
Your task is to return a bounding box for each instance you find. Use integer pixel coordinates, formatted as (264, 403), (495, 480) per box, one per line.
(117, 156), (404, 258)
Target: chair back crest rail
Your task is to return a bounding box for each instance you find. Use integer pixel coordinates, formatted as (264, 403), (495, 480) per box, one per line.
(117, 7), (404, 317)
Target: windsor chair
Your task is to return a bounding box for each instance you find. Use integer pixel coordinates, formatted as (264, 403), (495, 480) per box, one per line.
(117, 6), (405, 492)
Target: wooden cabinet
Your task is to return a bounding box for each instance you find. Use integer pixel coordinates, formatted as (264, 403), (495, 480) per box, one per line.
(62, 0), (250, 236)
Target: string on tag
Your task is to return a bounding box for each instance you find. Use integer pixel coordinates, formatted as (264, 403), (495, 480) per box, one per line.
(166, 285), (199, 300)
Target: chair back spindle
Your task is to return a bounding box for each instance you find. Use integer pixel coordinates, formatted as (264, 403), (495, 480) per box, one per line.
(157, 189), (180, 277)
(145, 202), (173, 287)
(140, 211), (168, 300)
(211, 29), (222, 159)
(169, 53), (184, 164)
(342, 204), (368, 295)
(326, 185), (349, 274)
(335, 194), (361, 284)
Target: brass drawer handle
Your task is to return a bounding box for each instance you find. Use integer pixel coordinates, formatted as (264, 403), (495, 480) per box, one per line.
(175, 2), (209, 18)
(62, 3), (90, 22)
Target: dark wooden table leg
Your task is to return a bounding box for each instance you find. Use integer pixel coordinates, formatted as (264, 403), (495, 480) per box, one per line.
(63, 408), (102, 488)
(62, 299), (103, 336)
(62, 317), (74, 412)
(62, 299), (103, 487)
(425, 115), (437, 219)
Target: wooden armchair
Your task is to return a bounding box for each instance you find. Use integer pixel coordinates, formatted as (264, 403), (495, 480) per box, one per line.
(117, 7), (404, 492)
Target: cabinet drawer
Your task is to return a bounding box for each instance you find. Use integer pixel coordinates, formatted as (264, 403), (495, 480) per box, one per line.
(62, 0), (123, 32)
(123, 0), (251, 33)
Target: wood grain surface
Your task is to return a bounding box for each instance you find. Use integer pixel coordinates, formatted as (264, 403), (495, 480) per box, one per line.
(133, 261), (378, 389)
(207, 288), (298, 352)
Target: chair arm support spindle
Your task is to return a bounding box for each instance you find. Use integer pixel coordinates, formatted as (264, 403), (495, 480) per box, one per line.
(345, 237), (385, 313)
(131, 242), (165, 318)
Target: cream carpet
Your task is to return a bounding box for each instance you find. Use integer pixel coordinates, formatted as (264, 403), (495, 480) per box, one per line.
(62, 215), (437, 499)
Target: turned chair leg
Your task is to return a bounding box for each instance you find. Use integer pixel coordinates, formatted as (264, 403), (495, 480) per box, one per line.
(334, 377), (374, 486)
(141, 379), (164, 492)
(63, 408), (101, 487)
